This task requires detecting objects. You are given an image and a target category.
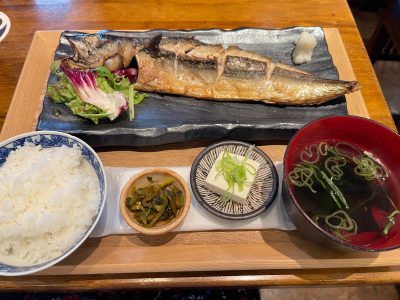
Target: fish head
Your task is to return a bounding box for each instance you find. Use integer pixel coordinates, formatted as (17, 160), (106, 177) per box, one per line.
(64, 33), (139, 71)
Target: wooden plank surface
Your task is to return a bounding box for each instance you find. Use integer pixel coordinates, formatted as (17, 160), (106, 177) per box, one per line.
(2, 266), (400, 292)
(0, 0), (398, 289)
(1, 27), (400, 283)
(37, 231), (400, 275)
(325, 28), (369, 118)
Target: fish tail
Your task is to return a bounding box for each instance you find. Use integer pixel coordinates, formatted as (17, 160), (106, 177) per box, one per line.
(345, 80), (360, 93)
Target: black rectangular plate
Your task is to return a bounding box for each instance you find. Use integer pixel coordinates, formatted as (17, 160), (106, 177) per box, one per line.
(37, 27), (347, 147)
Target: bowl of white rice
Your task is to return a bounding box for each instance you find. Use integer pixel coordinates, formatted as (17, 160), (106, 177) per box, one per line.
(0, 131), (106, 276)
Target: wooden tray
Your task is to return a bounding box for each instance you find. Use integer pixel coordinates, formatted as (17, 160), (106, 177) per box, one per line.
(3, 29), (399, 276)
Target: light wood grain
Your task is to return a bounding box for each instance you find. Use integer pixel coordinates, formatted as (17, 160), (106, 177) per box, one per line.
(0, 0), (398, 289)
(2, 266), (400, 291)
(2, 28), (400, 279)
(324, 28), (369, 118)
(34, 231), (400, 275)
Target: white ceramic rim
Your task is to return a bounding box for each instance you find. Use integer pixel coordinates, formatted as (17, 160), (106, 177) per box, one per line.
(0, 12), (11, 43)
(0, 131), (107, 276)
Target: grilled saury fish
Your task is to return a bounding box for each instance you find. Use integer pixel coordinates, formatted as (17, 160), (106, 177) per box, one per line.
(63, 33), (359, 106)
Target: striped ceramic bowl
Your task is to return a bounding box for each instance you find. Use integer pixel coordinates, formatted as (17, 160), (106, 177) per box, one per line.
(190, 140), (278, 220)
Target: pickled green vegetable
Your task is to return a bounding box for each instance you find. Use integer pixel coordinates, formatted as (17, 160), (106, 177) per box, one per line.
(126, 176), (185, 227)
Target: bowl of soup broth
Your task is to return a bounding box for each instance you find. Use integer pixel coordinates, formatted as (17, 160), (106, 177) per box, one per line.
(283, 116), (400, 251)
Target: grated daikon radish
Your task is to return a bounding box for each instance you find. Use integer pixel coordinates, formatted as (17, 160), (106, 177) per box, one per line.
(292, 32), (317, 65)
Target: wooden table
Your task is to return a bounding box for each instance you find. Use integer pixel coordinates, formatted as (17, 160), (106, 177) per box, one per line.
(0, 0), (398, 291)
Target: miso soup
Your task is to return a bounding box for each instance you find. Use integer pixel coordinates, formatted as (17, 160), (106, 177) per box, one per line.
(288, 140), (399, 245)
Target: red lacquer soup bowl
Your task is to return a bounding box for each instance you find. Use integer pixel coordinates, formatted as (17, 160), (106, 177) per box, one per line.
(283, 116), (400, 251)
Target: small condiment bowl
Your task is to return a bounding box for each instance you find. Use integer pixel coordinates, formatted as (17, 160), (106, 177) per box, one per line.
(120, 168), (191, 235)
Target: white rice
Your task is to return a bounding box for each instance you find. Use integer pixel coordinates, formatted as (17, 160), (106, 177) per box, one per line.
(0, 144), (100, 266)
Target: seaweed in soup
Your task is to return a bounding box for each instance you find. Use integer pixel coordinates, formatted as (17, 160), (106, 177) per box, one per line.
(288, 140), (399, 244)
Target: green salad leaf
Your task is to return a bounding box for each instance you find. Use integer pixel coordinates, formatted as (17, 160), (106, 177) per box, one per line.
(47, 60), (146, 124)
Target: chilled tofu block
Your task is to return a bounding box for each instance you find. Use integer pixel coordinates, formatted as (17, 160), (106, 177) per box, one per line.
(204, 152), (260, 204)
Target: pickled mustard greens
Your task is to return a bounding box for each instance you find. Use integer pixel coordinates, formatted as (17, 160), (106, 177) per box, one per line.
(288, 141), (399, 242)
(126, 177), (185, 227)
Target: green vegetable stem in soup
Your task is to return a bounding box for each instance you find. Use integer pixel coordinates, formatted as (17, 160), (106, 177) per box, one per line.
(288, 140), (399, 244)
(126, 176), (185, 227)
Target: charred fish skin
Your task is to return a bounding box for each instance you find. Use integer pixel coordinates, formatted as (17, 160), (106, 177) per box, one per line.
(262, 67), (359, 105)
(64, 32), (360, 105)
(63, 33), (142, 71)
(135, 34), (359, 105)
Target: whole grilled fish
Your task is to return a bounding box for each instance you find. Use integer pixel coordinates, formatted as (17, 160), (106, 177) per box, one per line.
(64, 33), (359, 106)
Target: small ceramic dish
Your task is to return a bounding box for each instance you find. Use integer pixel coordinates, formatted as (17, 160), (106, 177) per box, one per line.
(190, 140), (279, 220)
(120, 168), (191, 235)
(0, 12), (11, 43)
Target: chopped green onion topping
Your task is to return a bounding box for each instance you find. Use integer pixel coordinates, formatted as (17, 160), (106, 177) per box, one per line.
(215, 147), (256, 203)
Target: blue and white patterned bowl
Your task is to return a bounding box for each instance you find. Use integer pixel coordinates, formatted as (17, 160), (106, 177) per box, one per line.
(0, 131), (106, 276)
